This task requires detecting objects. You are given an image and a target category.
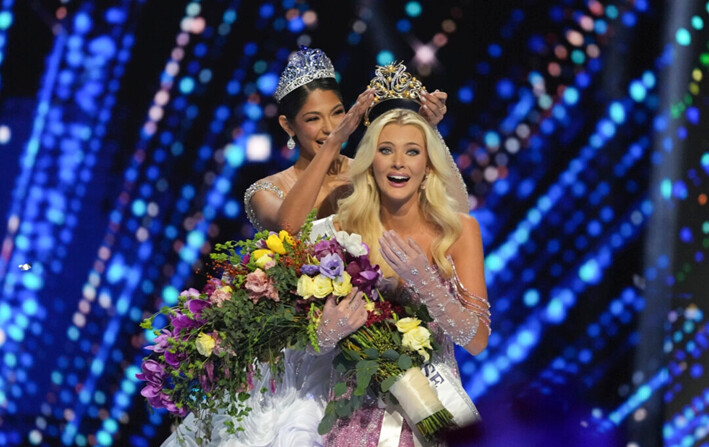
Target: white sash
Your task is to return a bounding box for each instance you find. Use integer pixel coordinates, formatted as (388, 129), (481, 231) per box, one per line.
(377, 361), (480, 447)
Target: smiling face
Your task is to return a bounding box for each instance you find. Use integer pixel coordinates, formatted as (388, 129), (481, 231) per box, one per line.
(279, 89), (345, 159)
(372, 123), (429, 206)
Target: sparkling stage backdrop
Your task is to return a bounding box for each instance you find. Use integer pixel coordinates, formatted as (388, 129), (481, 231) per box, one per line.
(0, 1), (707, 446)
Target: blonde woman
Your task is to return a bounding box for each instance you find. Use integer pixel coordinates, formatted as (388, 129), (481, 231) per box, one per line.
(244, 48), (465, 233)
(311, 107), (490, 446)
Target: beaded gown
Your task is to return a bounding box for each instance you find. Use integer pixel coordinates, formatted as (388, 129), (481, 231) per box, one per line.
(159, 211), (482, 447)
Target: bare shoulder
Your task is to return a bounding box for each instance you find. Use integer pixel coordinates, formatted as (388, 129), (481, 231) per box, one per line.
(457, 213), (482, 243)
(449, 213), (483, 259)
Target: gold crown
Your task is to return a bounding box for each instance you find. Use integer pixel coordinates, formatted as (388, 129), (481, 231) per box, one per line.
(364, 62), (427, 126)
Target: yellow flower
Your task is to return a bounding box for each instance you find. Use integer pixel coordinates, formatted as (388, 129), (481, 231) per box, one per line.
(296, 275), (315, 299)
(332, 272), (352, 297)
(266, 234), (286, 254)
(219, 286), (232, 294)
(255, 254), (274, 269)
(364, 302), (375, 312)
(312, 274), (333, 299)
(195, 332), (216, 357)
(279, 230), (295, 247)
(252, 249), (273, 260)
(396, 317), (422, 334)
(401, 326), (433, 361)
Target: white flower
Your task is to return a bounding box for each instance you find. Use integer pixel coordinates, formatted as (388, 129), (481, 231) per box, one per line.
(401, 326), (433, 361)
(335, 231), (368, 257)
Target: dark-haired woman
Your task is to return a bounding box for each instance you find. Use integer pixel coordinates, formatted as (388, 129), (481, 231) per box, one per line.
(244, 48), (459, 233)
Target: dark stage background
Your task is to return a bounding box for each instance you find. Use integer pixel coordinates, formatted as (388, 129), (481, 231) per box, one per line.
(0, 1), (707, 446)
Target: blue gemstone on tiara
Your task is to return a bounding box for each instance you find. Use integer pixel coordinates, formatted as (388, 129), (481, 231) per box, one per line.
(273, 47), (337, 103)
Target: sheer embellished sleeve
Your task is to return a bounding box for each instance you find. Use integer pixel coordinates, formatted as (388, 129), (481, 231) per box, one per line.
(244, 181), (284, 232)
(449, 258), (491, 335)
(403, 258), (490, 348)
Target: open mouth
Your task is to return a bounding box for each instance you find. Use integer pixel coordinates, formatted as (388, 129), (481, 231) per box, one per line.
(387, 175), (410, 184)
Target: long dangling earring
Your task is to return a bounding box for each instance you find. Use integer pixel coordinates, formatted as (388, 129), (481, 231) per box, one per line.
(287, 136), (296, 150)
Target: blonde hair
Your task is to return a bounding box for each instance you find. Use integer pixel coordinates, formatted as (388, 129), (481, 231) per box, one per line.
(336, 109), (462, 278)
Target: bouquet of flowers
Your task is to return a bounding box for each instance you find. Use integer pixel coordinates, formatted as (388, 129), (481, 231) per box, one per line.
(318, 294), (456, 440)
(137, 215), (382, 440)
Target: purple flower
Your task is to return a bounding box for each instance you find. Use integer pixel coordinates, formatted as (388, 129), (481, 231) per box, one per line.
(346, 257), (382, 296)
(146, 329), (172, 354)
(164, 349), (187, 368)
(179, 288), (200, 298)
(163, 394), (189, 417)
(319, 253), (344, 279)
(136, 359), (167, 386)
(200, 361), (215, 393)
(171, 311), (202, 332)
(246, 367), (254, 391)
(300, 264), (320, 276)
(140, 384), (164, 408)
(201, 278), (221, 296)
(313, 239), (345, 261)
(137, 359), (174, 410)
(187, 299), (211, 322)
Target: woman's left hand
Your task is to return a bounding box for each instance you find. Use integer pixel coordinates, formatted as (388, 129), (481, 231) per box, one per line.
(379, 230), (431, 284)
(419, 89), (448, 127)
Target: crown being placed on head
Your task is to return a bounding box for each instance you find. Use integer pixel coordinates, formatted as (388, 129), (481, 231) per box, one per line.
(364, 62), (427, 126)
(273, 47), (336, 103)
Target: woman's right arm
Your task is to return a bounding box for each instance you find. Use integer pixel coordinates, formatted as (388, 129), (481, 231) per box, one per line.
(246, 181), (285, 232)
(248, 89), (374, 232)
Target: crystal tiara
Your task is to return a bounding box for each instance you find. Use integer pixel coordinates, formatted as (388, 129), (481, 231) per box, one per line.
(273, 47), (337, 103)
(364, 62), (427, 126)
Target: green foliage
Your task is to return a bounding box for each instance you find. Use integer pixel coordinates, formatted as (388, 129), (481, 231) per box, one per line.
(353, 360), (378, 396)
(380, 375), (398, 393)
(139, 315), (154, 330)
(299, 209), (318, 242)
(335, 398), (353, 418)
(397, 354), (413, 370)
(306, 303), (321, 352)
(416, 409), (455, 441)
(381, 349), (400, 361)
(363, 347), (379, 360)
(318, 401), (338, 435)
(333, 382), (347, 398)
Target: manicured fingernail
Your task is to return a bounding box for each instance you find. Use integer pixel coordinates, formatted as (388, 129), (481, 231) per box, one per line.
(421, 95), (427, 102)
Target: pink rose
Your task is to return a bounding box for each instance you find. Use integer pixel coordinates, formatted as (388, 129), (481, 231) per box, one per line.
(209, 287), (232, 307)
(245, 269), (279, 303)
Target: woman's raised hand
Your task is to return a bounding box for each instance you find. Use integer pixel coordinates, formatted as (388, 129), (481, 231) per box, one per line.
(419, 89), (448, 127)
(378, 230), (432, 284)
(328, 88), (375, 145)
